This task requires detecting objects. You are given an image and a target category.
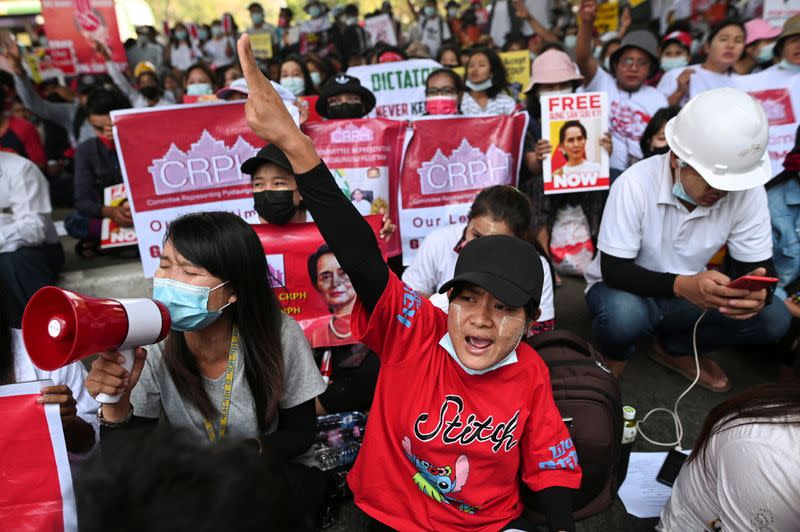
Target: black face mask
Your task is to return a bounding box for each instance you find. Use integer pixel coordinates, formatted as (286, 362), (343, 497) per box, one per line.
(327, 102), (366, 119)
(253, 190), (301, 225)
(140, 86), (162, 103)
(650, 145), (670, 156)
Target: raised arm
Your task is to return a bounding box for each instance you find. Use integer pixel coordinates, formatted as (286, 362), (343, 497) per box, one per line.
(238, 34), (388, 312)
(97, 41), (139, 102)
(575, 0), (599, 85)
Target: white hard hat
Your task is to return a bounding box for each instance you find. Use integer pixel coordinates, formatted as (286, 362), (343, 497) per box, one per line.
(664, 88), (772, 192)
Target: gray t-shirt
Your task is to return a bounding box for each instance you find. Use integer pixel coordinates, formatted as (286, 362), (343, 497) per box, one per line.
(131, 315), (326, 443)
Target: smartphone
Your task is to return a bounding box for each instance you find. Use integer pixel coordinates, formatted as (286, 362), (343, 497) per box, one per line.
(656, 449), (688, 487)
(726, 275), (779, 291)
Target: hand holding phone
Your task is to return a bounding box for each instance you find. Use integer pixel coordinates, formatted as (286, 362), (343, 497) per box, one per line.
(726, 275), (778, 292)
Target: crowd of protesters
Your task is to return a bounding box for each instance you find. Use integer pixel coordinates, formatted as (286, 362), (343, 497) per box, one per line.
(1, 0), (800, 530)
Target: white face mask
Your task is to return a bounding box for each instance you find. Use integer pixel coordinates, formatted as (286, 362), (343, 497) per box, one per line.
(538, 88), (573, 97)
(564, 35), (578, 49)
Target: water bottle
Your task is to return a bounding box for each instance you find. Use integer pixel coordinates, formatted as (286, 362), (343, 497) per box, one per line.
(618, 405), (637, 485)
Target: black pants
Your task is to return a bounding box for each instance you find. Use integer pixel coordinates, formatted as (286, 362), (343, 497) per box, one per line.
(363, 510), (537, 531)
(0, 243), (64, 327)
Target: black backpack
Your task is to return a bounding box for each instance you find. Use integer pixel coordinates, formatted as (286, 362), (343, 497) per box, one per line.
(522, 330), (623, 523)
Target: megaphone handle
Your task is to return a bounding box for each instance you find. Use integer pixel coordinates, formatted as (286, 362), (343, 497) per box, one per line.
(95, 346), (136, 404)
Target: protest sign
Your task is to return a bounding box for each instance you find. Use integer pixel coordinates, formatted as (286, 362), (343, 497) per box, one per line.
(500, 50), (532, 101)
(253, 216), (386, 348)
(250, 32), (274, 60)
(347, 59), (441, 120)
(0, 380), (77, 532)
(595, 1), (619, 33)
(364, 14), (398, 46)
(764, 0), (800, 25)
(398, 114), (529, 265)
(113, 101), (263, 277)
(541, 92), (610, 195)
(100, 183), (137, 250)
(738, 71), (800, 176)
(303, 118), (405, 256)
(41, 0), (126, 74)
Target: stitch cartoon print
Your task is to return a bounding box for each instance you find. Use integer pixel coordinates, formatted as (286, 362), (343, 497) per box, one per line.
(402, 436), (480, 514)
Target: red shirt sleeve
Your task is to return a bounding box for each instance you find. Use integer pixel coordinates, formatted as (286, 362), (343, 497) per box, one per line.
(351, 271), (446, 365)
(8, 117), (46, 168)
(520, 356), (582, 492)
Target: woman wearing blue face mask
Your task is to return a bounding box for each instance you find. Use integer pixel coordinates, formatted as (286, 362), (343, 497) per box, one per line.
(166, 22), (204, 72)
(183, 63), (216, 101)
(460, 47), (517, 115)
(85, 212), (326, 460)
(279, 55), (318, 97)
(202, 19), (235, 69)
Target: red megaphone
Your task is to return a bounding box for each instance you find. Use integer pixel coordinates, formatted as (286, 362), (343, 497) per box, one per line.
(22, 287), (171, 404)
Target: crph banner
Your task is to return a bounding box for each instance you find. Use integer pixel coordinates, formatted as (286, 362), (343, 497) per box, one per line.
(113, 101), (263, 277)
(398, 113), (529, 265)
(253, 216), (387, 348)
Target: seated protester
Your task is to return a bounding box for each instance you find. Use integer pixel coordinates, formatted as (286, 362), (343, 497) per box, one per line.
(279, 54), (319, 97)
(436, 43), (461, 68)
(575, 0), (668, 176)
(583, 88), (792, 390)
(0, 279), (97, 454)
(657, 19), (745, 107)
(3, 35), (96, 144)
(64, 89), (132, 256)
(0, 86), (46, 168)
(203, 20), (236, 70)
(639, 106), (680, 159)
(657, 381), (800, 531)
(655, 30), (693, 84)
(218, 77), (250, 101)
(460, 47), (518, 115)
(166, 23), (204, 72)
(766, 128), (800, 379)
(424, 68), (464, 115)
(241, 144), (395, 414)
(97, 42), (175, 108)
(184, 63), (218, 100)
(237, 35), (581, 532)
(304, 53), (333, 91)
(85, 213), (326, 484)
(735, 19), (781, 74)
(315, 74), (376, 120)
(0, 152), (64, 326)
(403, 185), (556, 335)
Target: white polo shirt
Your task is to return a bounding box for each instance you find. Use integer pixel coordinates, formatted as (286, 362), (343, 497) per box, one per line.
(401, 222), (555, 322)
(584, 154), (772, 292)
(586, 68), (668, 170)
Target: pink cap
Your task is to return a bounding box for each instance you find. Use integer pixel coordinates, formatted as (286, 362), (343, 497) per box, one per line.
(745, 19), (781, 46)
(525, 50), (583, 93)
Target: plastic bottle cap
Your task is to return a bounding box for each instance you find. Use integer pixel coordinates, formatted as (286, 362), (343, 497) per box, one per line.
(623, 405), (636, 420)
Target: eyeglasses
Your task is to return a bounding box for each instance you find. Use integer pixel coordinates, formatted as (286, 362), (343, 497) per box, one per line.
(619, 57), (651, 69)
(425, 87), (458, 96)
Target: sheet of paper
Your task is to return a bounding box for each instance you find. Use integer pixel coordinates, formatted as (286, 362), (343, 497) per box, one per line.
(618, 451), (686, 519)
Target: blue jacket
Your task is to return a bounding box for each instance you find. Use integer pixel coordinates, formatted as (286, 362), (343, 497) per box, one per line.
(768, 174), (800, 300)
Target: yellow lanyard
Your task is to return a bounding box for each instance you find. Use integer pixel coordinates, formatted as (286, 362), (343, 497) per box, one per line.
(203, 326), (239, 444)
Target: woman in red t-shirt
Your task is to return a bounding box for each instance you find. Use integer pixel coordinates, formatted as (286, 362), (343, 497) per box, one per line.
(236, 35), (582, 532)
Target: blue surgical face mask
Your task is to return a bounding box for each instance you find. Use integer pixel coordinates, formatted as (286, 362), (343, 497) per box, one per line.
(424, 6), (437, 17)
(672, 161), (697, 206)
(280, 76), (306, 96)
(251, 12), (264, 25)
(780, 58), (800, 72)
(153, 278), (232, 332)
(308, 5), (321, 18)
(175, 30), (188, 41)
(211, 26), (223, 37)
(564, 35), (577, 49)
(466, 78), (492, 91)
(757, 42), (775, 63)
(310, 71), (322, 86)
(661, 56), (689, 71)
(186, 83), (213, 96)
(199, 29), (209, 40)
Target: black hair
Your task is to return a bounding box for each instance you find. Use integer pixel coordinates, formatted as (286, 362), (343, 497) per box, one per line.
(436, 43), (461, 65)
(706, 17), (746, 46)
(468, 185), (534, 242)
(425, 68), (465, 94)
(162, 212), (284, 431)
(502, 32), (528, 52)
(540, 41), (566, 54)
(281, 54), (319, 96)
(85, 88), (131, 116)
(344, 3), (359, 16)
(600, 38), (621, 61)
(689, 380), (800, 470)
(464, 47), (508, 99)
(640, 106), (680, 158)
(75, 427), (292, 531)
(0, 278), (14, 386)
(558, 120), (587, 145)
(184, 62), (216, 89)
(248, 2), (263, 10)
(307, 244), (332, 290)
(303, 53), (334, 86)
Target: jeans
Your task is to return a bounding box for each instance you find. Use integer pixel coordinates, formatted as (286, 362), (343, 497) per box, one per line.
(585, 282), (792, 360)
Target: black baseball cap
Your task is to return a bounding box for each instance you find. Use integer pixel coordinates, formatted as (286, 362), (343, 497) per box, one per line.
(438, 235), (543, 308)
(240, 143), (293, 175)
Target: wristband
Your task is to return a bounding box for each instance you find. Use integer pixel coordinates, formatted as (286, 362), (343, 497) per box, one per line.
(97, 404), (134, 428)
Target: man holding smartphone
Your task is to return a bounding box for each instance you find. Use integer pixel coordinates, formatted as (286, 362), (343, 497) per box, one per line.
(584, 88), (792, 391)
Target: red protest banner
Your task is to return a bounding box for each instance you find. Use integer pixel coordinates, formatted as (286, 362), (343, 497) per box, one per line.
(398, 114), (528, 265)
(253, 216), (387, 348)
(0, 381), (76, 532)
(303, 118), (405, 256)
(41, 0), (126, 74)
(112, 101), (264, 277)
